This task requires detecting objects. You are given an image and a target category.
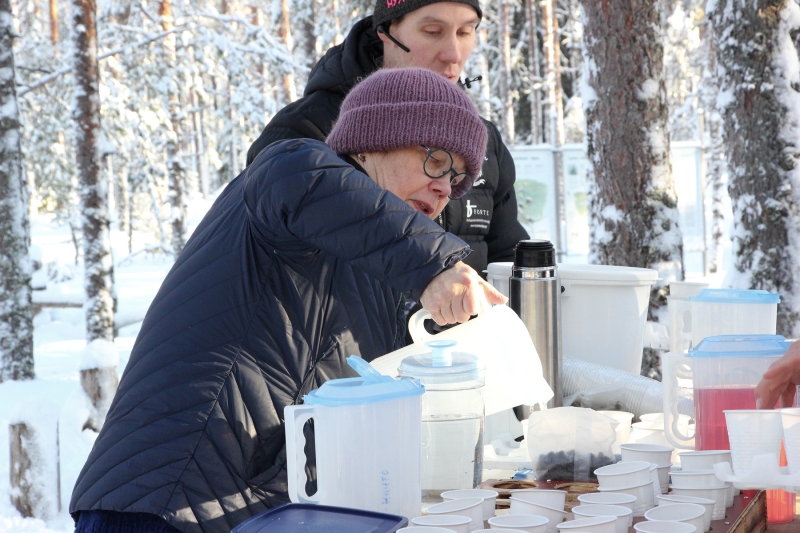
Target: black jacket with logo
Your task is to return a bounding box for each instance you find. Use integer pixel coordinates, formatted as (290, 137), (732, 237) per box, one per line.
(69, 139), (470, 532)
(246, 16), (529, 273)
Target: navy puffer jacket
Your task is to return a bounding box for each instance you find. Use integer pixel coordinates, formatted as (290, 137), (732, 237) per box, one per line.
(69, 139), (470, 533)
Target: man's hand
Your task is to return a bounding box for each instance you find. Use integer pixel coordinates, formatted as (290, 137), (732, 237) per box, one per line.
(755, 340), (800, 409)
(420, 261), (507, 326)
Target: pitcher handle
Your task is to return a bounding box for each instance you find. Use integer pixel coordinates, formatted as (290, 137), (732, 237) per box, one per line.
(284, 405), (321, 504)
(661, 352), (695, 449)
(670, 300), (693, 353)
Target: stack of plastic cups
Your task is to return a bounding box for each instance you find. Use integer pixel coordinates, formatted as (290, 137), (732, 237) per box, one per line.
(508, 489), (568, 533)
(725, 409), (795, 524)
(593, 461), (653, 517)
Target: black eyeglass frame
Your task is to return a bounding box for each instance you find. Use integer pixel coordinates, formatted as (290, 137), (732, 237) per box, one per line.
(420, 145), (474, 199)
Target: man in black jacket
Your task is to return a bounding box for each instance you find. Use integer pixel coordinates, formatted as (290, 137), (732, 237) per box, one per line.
(246, 0), (529, 274)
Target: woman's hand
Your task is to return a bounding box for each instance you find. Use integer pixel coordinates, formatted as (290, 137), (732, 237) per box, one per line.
(755, 340), (800, 409)
(420, 261), (508, 325)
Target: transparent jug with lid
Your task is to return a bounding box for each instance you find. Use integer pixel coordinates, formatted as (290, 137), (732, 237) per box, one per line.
(662, 334), (793, 451)
(398, 340), (486, 504)
(670, 289), (780, 353)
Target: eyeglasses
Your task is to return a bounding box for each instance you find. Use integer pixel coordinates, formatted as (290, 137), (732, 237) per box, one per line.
(421, 146), (474, 199)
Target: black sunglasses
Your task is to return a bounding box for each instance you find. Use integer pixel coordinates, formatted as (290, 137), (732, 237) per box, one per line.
(420, 146), (474, 199)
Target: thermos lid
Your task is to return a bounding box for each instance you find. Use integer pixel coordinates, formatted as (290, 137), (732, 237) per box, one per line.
(397, 340), (485, 385)
(688, 334), (791, 358)
(514, 240), (556, 268)
(688, 288), (781, 304)
(303, 356), (424, 407)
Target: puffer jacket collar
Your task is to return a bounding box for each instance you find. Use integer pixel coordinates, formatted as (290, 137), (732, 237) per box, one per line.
(303, 16), (383, 98)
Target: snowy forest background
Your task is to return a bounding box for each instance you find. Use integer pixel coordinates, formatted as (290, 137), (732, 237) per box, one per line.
(2, 0), (800, 530)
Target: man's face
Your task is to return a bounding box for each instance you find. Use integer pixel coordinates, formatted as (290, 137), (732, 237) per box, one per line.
(379, 3), (480, 83)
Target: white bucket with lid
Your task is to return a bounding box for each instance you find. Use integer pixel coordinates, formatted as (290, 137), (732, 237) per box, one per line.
(488, 262), (658, 375)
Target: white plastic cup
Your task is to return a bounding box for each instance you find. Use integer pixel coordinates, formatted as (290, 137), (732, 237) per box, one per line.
(427, 497), (485, 532)
(634, 522), (696, 533)
(594, 461), (652, 489)
(576, 492), (636, 513)
(488, 514), (549, 533)
(571, 505), (632, 533)
(620, 443), (674, 467)
(397, 526), (453, 533)
(781, 407), (800, 474)
(668, 486), (727, 520)
(509, 489), (567, 510)
(475, 530), (529, 533)
(677, 450), (732, 471)
(599, 411), (634, 455)
(509, 498), (567, 533)
(724, 410), (784, 477)
(597, 480), (654, 517)
(657, 495), (714, 532)
(644, 503), (705, 533)
(442, 489), (499, 521)
(556, 516), (616, 533)
(669, 470), (720, 489)
(413, 514), (472, 533)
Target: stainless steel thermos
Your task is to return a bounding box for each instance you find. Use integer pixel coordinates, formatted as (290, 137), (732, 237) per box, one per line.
(509, 240), (562, 409)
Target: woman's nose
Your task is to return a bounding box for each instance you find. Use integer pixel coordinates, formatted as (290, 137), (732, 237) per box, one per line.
(430, 175), (452, 197)
(437, 34), (462, 65)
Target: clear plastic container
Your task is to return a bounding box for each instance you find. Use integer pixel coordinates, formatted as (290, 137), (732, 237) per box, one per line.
(398, 340), (485, 505)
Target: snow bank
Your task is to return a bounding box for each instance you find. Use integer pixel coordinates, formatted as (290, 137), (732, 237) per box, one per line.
(79, 339), (118, 371)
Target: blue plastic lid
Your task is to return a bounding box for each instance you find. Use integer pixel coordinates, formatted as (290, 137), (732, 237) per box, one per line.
(688, 334), (791, 358)
(232, 503), (407, 533)
(397, 340), (485, 385)
(689, 288), (781, 304)
(303, 356), (424, 407)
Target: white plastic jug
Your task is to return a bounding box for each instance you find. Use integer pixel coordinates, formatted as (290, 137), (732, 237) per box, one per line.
(369, 305), (553, 415)
(284, 356), (424, 519)
(670, 289), (779, 353)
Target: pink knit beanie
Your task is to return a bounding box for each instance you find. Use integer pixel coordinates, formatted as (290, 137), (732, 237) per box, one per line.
(326, 67), (487, 179)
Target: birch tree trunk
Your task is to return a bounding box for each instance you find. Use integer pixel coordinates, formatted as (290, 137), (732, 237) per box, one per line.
(160, 0), (187, 257)
(710, 0), (800, 335)
(699, 21), (726, 274)
(70, 0), (114, 342)
(0, 0), (34, 381)
(278, 0), (296, 105)
(498, 0), (514, 143)
(581, 0), (684, 319)
(49, 0), (58, 49)
(526, 0), (543, 144)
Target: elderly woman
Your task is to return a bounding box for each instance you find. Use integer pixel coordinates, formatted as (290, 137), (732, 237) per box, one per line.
(69, 67), (504, 533)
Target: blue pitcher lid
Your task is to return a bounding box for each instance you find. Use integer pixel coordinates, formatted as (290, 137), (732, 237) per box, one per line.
(397, 340), (485, 384)
(689, 288), (781, 304)
(688, 334), (791, 358)
(303, 356), (424, 407)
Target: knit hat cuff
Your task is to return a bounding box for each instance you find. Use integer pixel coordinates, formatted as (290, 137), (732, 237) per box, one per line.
(327, 101), (487, 178)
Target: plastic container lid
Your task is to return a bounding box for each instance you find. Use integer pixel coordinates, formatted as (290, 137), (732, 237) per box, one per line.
(486, 262), (513, 277)
(688, 334), (791, 358)
(231, 503), (408, 532)
(304, 356), (424, 407)
(397, 340), (485, 385)
(689, 288), (781, 304)
(558, 263), (659, 283)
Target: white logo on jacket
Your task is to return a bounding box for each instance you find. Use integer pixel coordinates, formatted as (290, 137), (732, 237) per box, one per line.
(466, 200), (490, 219)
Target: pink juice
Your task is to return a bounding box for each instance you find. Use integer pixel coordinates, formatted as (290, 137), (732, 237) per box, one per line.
(694, 387), (757, 450)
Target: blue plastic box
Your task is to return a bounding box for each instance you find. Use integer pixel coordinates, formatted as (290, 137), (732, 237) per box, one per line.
(232, 503), (408, 533)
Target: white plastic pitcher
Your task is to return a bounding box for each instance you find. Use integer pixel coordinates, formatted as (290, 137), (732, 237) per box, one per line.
(662, 335), (790, 451)
(670, 289), (779, 353)
(284, 356), (424, 519)
(370, 305), (553, 415)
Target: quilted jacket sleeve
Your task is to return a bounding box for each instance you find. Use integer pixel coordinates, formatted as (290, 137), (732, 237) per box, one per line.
(243, 139), (471, 299)
(485, 121), (530, 263)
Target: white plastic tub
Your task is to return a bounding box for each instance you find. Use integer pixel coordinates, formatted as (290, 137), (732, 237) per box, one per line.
(485, 262), (658, 374)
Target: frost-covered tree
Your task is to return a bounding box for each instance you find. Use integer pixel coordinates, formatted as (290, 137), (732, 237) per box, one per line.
(581, 0), (684, 317)
(71, 0), (114, 341)
(710, 0), (800, 335)
(0, 0), (34, 381)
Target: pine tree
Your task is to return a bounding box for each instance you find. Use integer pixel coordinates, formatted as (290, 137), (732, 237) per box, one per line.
(710, 0), (800, 335)
(581, 0), (684, 318)
(70, 0), (115, 342)
(0, 0), (35, 381)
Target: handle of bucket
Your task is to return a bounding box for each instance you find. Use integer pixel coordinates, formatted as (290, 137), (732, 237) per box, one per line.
(661, 352), (695, 450)
(408, 304), (490, 344)
(284, 405), (322, 504)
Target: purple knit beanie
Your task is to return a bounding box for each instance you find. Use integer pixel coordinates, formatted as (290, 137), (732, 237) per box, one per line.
(326, 67), (487, 179)
(373, 0), (482, 29)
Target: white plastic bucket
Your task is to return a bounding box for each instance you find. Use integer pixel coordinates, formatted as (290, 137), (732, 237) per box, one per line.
(486, 261), (513, 299)
(559, 264), (658, 375)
